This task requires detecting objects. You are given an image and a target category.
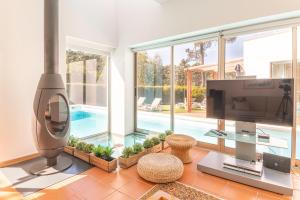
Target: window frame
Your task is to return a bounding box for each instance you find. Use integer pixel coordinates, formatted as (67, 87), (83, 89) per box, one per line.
(134, 47), (173, 134)
(133, 19), (300, 166)
(66, 49), (111, 138)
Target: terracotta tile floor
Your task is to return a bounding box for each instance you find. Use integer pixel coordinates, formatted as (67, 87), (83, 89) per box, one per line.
(1, 147), (300, 200)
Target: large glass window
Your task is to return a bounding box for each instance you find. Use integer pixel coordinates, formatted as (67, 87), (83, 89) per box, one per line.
(136, 47), (171, 133)
(224, 28), (293, 157)
(173, 39), (218, 144)
(296, 27), (300, 160)
(66, 50), (109, 139)
(134, 25), (300, 161)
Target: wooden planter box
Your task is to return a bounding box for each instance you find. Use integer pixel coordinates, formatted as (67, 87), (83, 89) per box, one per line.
(145, 143), (162, 153)
(118, 151), (146, 169)
(90, 154), (117, 172)
(74, 149), (90, 163)
(64, 146), (75, 155)
(152, 143), (162, 152)
(161, 141), (169, 149)
(138, 150), (146, 159)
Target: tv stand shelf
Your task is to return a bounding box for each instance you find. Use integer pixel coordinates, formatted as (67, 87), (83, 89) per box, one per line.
(197, 151), (293, 195)
(205, 130), (288, 149)
(199, 129), (292, 195)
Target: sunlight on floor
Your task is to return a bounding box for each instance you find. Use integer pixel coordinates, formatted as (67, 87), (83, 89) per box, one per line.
(0, 187), (23, 200)
(0, 171), (11, 188)
(1, 147), (299, 200)
(24, 175), (87, 199)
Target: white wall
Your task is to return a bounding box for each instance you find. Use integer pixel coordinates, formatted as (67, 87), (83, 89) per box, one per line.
(114, 0), (300, 135)
(0, 4), (6, 138)
(244, 32), (292, 78)
(0, 0), (117, 162)
(0, 0), (44, 162)
(59, 0), (117, 76)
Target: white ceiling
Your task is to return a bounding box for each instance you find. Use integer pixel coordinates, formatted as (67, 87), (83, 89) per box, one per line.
(153, 0), (171, 4)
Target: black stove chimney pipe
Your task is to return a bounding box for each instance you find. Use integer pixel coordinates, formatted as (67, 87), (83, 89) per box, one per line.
(44, 0), (59, 74)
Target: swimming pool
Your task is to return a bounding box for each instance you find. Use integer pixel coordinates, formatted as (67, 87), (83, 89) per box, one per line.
(71, 106), (295, 158)
(70, 106), (108, 138)
(137, 112), (219, 144)
(137, 111), (292, 157)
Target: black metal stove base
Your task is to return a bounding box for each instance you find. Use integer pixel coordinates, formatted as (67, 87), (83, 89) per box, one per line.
(0, 152), (91, 196)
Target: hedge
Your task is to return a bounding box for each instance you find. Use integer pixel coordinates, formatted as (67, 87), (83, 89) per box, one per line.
(137, 85), (206, 104)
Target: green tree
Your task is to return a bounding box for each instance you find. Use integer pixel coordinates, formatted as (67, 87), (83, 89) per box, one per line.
(136, 52), (148, 85)
(185, 41), (212, 65)
(175, 59), (188, 86)
(66, 50), (107, 103)
(185, 41), (214, 87)
(66, 50), (106, 82)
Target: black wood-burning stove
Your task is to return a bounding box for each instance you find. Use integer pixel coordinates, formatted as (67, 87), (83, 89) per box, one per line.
(31, 0), (72, 175)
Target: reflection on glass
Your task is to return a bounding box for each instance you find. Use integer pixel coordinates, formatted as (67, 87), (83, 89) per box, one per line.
(136, 47), (171, 133)
(207, 79), (294, 126)
(173, 40), (218, 144)
(296, 26), (300, 159)
(224, 28), (293, 157)
(224, 29), (292, 80)
(66, 50), (109, 139)
(45, 95), (69, 137)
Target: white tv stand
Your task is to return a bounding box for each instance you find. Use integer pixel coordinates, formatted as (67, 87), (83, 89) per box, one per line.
(223, 156), (263, 176)
(197, 121), (292, 195)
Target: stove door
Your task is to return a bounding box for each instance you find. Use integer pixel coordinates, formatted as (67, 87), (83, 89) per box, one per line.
(35, 89), (70, 151)
(45, 94), (69, 138)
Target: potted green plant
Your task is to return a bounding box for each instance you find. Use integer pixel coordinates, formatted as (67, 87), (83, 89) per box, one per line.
(74, 141), (94, 163)
(90, 146), (117, 172)
(159, 133), (169, 149)
(133, 143), (146, 160)
(143, 139), (154, 153)
(119, 146), (136, 168)
(165, 130), (173, 136)
(165, 130), (174, 148)
(64, 135), (79, 155)
(133, 143), (144, 154)
(150, 137), (162, 153)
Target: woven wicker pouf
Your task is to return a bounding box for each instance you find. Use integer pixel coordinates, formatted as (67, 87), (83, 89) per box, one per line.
(166, 134), (196, 164)
(137, 153), (184, 183)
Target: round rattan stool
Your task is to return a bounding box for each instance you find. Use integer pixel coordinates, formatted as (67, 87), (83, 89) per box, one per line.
(137, 153), (183, 183)
(166, 134), (196, 164)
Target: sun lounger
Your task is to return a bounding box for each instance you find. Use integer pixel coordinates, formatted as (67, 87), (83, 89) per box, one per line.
(137, 97), (146, 108)
(141, 98), (162, 111)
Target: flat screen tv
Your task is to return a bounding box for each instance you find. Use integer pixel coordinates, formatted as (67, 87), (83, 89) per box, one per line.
(206, 79), (294, 126)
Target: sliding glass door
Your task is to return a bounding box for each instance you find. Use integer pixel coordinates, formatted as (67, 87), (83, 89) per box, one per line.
(296, 26), (300, 160)
(136, 47), (171, 133)
(134, 24), (300, 163)
(135, 40), (219, 146)
(66, 50), (109, 139)
(224, 28), (293, 157)
(173, 39), (218, 144)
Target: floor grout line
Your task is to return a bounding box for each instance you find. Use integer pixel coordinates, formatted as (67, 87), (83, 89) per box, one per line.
(2, 148), (298, 200)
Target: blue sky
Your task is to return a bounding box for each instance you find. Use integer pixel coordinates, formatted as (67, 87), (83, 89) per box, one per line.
(146, 38), (244, 66)
(144, 28), (293, 66)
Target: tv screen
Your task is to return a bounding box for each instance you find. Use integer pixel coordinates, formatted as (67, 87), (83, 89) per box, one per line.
(206, 79), (294, 126)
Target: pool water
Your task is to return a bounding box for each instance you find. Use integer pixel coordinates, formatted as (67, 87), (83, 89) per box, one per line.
(225, 126), (292, 157)
(71, 111), (93, 121)
(137, 112), (218, 144)
(70, 106), (108, 138)
(71, 106), (295, 158)
(137, 112), (292, 157)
